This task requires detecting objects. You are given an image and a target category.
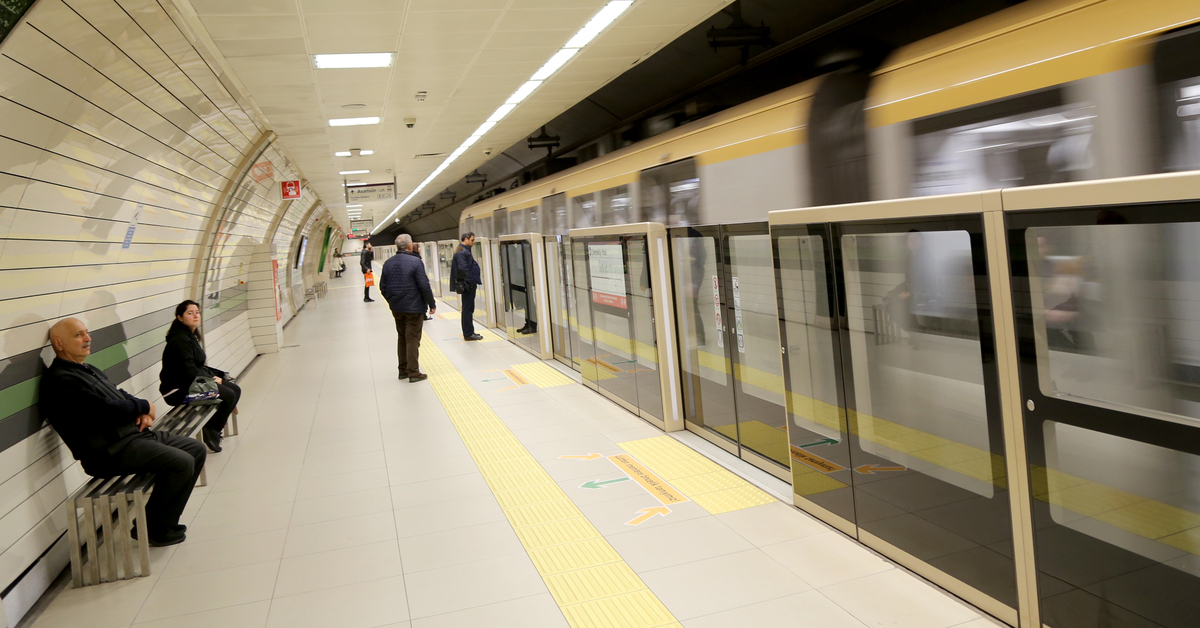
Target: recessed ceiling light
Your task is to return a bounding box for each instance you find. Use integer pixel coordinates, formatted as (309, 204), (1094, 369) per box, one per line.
(531, 48), (579, 81)
(313, 53), (394, 69)
(566, 1), (632, 48)
(339, 170), (370, 175)
(506, 80), (542, 105)
(346, 205), (362, 208)
(342, 103), (367, 109)
(360, 150), (374, 155)
(329, 117), (380, 127)
(334, 151), (351, 157)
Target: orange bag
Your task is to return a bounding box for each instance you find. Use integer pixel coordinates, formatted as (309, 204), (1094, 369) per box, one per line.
(364, 271), (375, 287)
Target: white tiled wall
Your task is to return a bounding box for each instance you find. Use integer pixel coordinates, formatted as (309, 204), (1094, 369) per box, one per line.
(0, 0), (329, 622)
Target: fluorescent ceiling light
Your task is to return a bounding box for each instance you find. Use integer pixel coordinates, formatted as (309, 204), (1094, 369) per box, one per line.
(531, 48), (578, 81)
(313, 53), (394, 69)
(329, 117), (380, 127)
(339, 170), (370, 175)
(487, 104), (517, 123)
(472, 120), (497, 137)
(373, 1), (634, 235)
(346, 204), (362, 208)
(334, 151), (351, 157)
(506, 80), (542, 105)
(565, 1), (633, 49)
(360, 150), (375, 155)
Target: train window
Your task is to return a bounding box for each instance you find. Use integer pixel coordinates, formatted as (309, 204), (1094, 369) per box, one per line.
(912, 89), (1096, 196)
(599, 185), (633, 225)
(1155, 24), (1200, 172)
(542, 193), (567, 235)
(463, 217), (474, 237)
(571, 193), (596, 229)
(508, 208), (526, 234)
(1027, 218), (1200, 428)
(640, 158), (700, 226)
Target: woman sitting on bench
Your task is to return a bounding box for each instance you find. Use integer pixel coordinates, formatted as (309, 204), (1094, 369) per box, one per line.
(159, 300), (241, 453)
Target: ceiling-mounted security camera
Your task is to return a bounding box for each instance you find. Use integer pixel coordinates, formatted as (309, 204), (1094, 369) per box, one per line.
(404, 117), (416, 129)
(483, 147), (492, 156)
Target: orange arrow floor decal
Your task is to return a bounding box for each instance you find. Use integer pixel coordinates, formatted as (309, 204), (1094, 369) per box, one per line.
(559, 453), (603, 461)
(626, 506), (671, 526)
(855, 463), (907, 474)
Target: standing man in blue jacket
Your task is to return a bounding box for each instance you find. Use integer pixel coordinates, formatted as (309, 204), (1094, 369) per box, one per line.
(452, 232), (484, 341)
(380, 234), (436, 382)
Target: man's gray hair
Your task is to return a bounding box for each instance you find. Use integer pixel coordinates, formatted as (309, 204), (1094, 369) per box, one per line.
(395, 234), (413, 250)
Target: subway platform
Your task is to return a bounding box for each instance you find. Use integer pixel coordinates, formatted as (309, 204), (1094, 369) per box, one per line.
(26, 279), (1003, 628)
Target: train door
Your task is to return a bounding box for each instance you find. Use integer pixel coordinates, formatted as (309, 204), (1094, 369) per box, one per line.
(1005, 199), (1200, 628)
(570, 224), (682, 431)
(545, 235), (574, 366)
(471, 237), (494, 329)
(498, 234), (552, 359)
(772, 202), (1021, 624)
(671, 223), (789, 480)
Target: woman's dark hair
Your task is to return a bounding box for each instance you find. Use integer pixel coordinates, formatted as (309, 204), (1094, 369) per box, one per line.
(170, 300), (203, 340)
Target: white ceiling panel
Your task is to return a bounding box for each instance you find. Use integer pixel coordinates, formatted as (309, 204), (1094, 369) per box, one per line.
(185, 0), (733, 226)
(198, 15), (303, 40)
(188, 0), (297, 15)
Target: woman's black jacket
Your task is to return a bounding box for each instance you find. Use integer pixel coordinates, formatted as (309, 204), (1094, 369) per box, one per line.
(158, 320), (225, 403)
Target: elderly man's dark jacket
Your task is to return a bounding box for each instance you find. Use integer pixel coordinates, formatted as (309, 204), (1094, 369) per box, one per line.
(380, 249), (435, 314)
(40, 358), (146, 462)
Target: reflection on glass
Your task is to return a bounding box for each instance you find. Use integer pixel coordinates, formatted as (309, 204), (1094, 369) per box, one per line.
(673, 233), (737, 445)
(571, 240), (596, 379)
(572, 194), (596, 229)
(842, 231), (994, 497)
(600, 185), (634, 225)
(628, 237), (661, 419)
(776, 234), (853, 519)
(727, 234), (787, 466)
(472, 241), (489, 324)
(1028, 222), (1200, 426)
(543, 193), (568, 236)
(545, 237), (572, 361)
(438, 242), (453, 296)
(588, 240), (639, 409)
(914, 102), (1096, 196)
(640, 158), (700, 226)
(501, 241), (539, 354)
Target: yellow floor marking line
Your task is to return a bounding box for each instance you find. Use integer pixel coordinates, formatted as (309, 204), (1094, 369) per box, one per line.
(606, 454), (688, 507)
(712, 420), (790, 468)
(618, 436), (776, 515)
(512, 361), (575, 388)
(438, 310), (462, 320)
(420, 335), (681, 628)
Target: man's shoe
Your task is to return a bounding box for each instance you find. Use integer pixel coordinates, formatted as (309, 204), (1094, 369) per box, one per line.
(365, 298), (375, 302)
(425, 315), (434, 320)
(465, 334), (484, 341)
(201, 427), (222, 453)
(171, 524), (187, 533)
(148, 530), (186, 547)
(408, 373), (429, 383)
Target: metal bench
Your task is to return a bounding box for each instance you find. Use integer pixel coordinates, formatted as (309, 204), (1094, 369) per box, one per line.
(65, 403), (217, 587)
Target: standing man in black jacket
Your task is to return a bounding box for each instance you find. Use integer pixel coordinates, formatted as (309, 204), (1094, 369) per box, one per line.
(40, 318), (205, 547)
(380, 234), (436, 382)
(361, 242), (375, 302)
(452, 232), (484, 341)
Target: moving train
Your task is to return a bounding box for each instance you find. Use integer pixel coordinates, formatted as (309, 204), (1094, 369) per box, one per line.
(443, 2), (1200, 628)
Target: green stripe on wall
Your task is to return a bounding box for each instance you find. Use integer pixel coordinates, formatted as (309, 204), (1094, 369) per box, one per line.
(0, 378), (38, 425)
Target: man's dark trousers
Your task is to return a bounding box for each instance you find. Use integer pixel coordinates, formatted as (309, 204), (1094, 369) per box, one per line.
(460, 285), (476, 338)
(393, 311), (425, 377)
(83, 432), (205, 536)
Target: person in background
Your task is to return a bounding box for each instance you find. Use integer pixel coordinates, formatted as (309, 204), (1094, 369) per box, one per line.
(380, 234), (436, 382)
(41, 318), (205, 547)
(361, 242), (375, 302)
(452, 232), (484, 341)
(159, 300), (240, 452)
(333, 251), (345, 278)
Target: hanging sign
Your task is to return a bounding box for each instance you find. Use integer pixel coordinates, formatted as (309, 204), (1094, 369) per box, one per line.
(281, 180), (302, 200)
(346, 183), (395, 203)
(732, 276), (745, 353)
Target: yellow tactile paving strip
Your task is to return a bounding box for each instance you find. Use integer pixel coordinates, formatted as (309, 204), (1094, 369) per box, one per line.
(420, 335), (681, 628)
(511, 361), (576, 388)
(617, 436), (776, 515)
(475, 327), (505, 342)
(437, 310), (462, 320)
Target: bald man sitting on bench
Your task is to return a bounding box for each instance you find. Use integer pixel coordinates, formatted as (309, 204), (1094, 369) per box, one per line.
(40, 318), (205, 547)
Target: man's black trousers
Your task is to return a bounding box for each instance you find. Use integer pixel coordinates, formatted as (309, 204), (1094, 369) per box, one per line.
(83, 431), (206, 536)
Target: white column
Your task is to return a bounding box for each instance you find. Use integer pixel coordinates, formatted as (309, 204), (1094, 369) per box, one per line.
(248, 243), (285, 354)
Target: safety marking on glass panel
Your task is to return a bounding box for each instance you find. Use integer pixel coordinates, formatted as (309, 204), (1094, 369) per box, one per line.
(617, 436), (776, 515)
(419, 334), (682, 628)
(511, 361), (575, 388)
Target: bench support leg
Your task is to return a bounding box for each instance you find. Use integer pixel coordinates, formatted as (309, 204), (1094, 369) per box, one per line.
(115, 497), (135, 580)
(67, 498), (83, 588)
(97, 495), (117, 583)
(133, 490), (151, 577)
(82, 498), (99, 586)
